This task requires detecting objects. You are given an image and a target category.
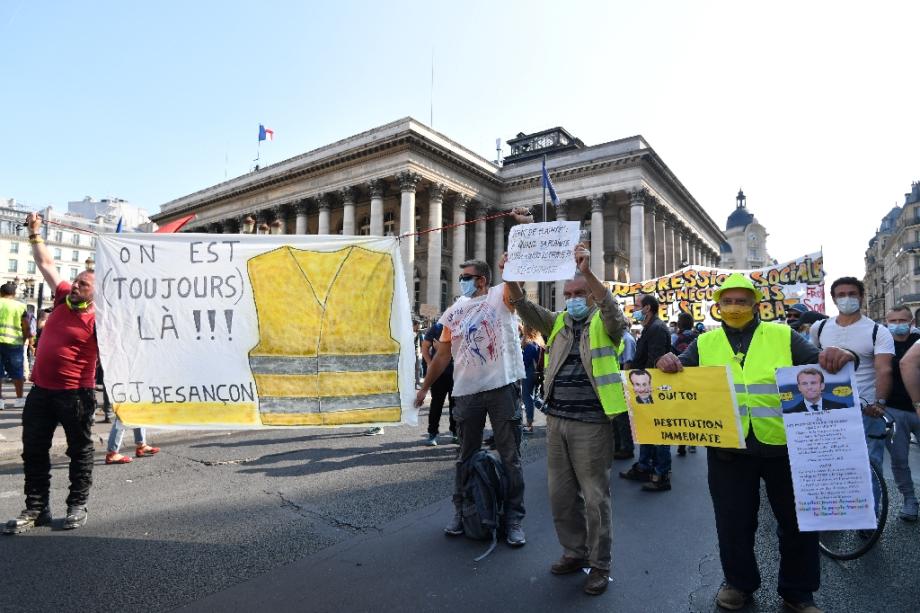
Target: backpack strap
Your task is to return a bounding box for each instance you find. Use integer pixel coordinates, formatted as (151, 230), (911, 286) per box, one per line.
(872, 323), (878, 345)
(814, 319), (827, 349)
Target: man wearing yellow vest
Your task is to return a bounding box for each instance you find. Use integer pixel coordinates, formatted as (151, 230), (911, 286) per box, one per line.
(506, 243), (628, 596)
(0, 282), (31, 409)
(656, 273), (854, 613)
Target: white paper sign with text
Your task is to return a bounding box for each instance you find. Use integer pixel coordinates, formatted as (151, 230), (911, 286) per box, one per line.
(777, 364), (876, 531)
(502, 221), (581, 282)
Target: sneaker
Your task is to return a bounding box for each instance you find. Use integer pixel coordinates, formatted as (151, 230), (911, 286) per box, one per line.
(642, 473), (672, 492)
(899, 498), (919, 522)
(583, 568), (609, 595)
(424, 434), (438, 446)
(444, 511), (463, 536)
(782, 600), (823, 613)
(11, 397), (25, 409)
(3, 507), (52, 535)
(62, 506), (88, 530)
(364, 427), (384, 436)
(450, 434), (459, 445)
(715, 583), (751, 610)
(619, 463), (651, 482)
(505, 523), (526, 546)
(550, 555), (588, 575)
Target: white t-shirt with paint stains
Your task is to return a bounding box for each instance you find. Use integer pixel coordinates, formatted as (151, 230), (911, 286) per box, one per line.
(438, 284), (525, 397)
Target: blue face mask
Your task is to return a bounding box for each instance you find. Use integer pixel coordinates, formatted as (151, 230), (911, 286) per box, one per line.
(459, 278), (478, 297)
(888, 323), (911, 336)
(566, 297), (590, 320)
(632, 309), (645, 323)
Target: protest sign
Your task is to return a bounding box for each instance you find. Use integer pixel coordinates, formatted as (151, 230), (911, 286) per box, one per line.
(96, 234), (418, 429)
(777, 364), (876, 531)
(623, 367), (745, 449)
(502, 221), (581, 281)
(609, 251), (824, 325)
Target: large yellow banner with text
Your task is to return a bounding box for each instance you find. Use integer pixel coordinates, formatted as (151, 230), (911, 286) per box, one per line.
(624, 366), (745, 449)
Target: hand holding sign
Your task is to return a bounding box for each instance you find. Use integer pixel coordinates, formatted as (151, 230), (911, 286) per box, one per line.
(502, 220), (581, 282)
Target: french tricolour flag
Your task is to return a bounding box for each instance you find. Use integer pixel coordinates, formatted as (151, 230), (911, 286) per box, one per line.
(258, 124), (274, 142)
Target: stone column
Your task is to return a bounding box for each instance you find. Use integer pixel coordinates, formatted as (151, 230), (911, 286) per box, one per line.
(341, 187), (357, 235)
(239, 214), (255, 234)
(426, 184), (445, 310)
(492, 211), (505, 278)
(473, 203), (487, 263)
(555, 201), (569, 310)
(316, 194), (331, 235)
(629, 188), (646, 282)
(666, 218), (678, 271)
(270, 206), (286, 235)
(677, 229), (687, 267)
(295, 201), (308, 235)
(590, 194), (605, 278)
(398, 172), (420, 297)
(655, 206), (667, 275)
(368, 179), (385, 236)
(452, 195), (469, 298)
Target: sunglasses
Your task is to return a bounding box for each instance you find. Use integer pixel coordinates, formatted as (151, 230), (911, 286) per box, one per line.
(458, 274), (483, 282)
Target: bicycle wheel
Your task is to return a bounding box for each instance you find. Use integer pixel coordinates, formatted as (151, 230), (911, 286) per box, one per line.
(819, 462), (888, 560)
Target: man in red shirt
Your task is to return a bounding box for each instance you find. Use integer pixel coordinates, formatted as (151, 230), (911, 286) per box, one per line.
(4, 213), (98, 534)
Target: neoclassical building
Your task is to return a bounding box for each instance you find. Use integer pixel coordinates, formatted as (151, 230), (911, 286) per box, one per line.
(151, 118), (725, 313)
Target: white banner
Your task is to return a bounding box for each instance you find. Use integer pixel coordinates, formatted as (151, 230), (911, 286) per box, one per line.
(777, 364), (876, 531)
(609, 251), (825, 325)
(502, 221), (581, 282)
(96, 234), (418, 429)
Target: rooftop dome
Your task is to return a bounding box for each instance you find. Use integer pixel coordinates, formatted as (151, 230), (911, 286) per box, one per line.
(726, 189), (755, 230)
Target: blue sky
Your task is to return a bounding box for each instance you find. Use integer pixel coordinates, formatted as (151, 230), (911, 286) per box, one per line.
(2, 0), (919, 284)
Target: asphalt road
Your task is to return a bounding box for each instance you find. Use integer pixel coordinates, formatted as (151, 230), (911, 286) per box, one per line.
(0, 408), (918, 613)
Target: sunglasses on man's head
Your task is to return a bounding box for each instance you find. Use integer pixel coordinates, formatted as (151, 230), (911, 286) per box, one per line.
(458, 274), (483, 282)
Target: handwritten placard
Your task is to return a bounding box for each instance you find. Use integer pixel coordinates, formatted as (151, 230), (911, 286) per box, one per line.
(502, 221), (581, 282)
(777, 364), (876, 531)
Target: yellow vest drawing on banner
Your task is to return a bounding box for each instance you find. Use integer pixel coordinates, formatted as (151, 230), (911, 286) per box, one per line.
(248, 245), (401, 426)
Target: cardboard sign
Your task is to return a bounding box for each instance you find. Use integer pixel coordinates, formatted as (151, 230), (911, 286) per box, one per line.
(624, 366), (745, 449)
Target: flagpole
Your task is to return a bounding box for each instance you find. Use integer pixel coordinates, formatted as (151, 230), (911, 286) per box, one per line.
(542, 154), (547, 222)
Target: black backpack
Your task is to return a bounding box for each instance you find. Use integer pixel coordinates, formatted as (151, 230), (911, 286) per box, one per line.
(459, 449), (509, 561)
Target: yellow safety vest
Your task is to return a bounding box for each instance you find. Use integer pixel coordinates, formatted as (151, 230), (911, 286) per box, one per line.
(0, 298), (25, 345)
(698, 322), (791, 445)
(247, 246), (400, 426)
(545, 310), (627, 417)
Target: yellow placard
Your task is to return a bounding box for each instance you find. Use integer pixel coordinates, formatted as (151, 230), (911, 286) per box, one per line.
(624, 366), (745, 449)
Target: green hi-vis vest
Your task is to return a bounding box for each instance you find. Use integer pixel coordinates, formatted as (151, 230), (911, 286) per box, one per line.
(0, 298), (25, 345)
(698, 322), (792, 445)
(545, 310), (627, 417)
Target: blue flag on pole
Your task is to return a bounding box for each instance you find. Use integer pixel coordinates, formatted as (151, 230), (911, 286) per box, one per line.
(258, 124), (274, 142)
(115, 217), (123, 233)
(542, 158), (560, 206)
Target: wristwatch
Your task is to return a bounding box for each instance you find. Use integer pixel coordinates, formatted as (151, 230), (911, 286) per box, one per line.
(913, 401), (920, 410)
(876, 399), (887, 407)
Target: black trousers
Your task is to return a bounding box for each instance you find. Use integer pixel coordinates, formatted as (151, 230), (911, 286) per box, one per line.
(612, 412), (633, 453)
(707, 449), (819, 603)
(21, 385), (96, 509)
(427, 373), (456, 436)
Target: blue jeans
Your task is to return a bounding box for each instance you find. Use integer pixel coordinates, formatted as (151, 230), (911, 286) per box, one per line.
(521, 375), (537, 423)
(106, 417), (145, 453)
(637, 444), (672, 476)
(863, 413), (887, 513)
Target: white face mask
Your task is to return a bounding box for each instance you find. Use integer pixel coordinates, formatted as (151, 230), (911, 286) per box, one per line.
(835, 296), (861, 315)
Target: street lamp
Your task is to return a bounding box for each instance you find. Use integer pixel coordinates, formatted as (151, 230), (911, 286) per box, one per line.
(85, 256), (95, 271)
